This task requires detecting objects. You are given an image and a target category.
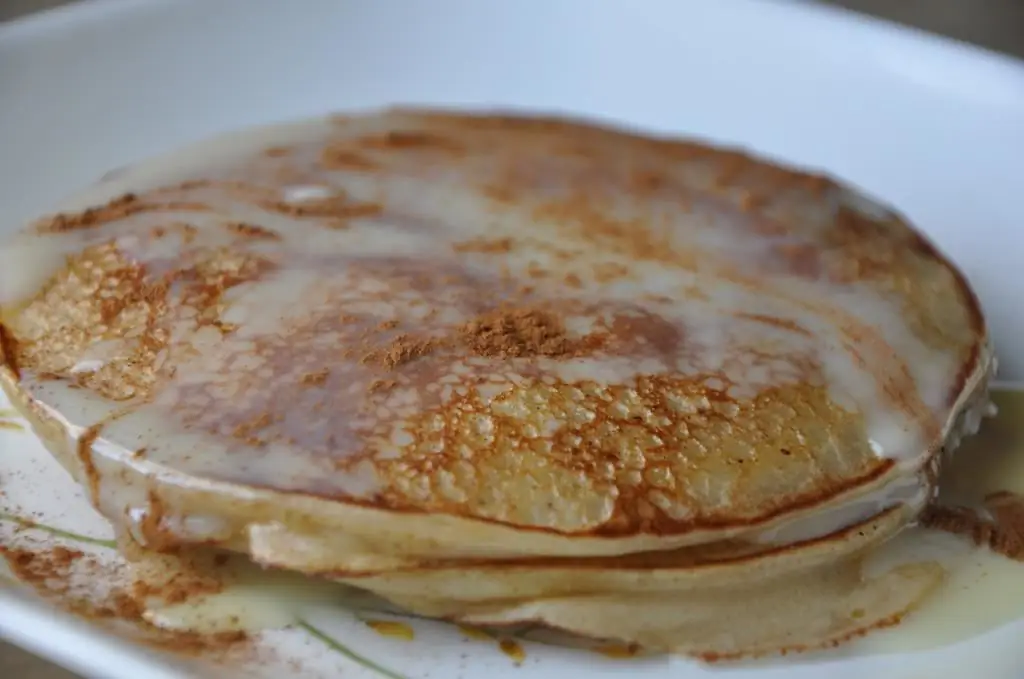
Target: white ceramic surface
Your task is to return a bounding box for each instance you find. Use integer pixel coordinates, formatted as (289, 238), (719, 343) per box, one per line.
(1, 1), (1023, 678)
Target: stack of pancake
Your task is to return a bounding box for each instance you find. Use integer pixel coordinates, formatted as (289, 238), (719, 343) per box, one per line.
(0, 109), (993, 659)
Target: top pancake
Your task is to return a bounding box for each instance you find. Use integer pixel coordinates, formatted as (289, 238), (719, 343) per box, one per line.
(0, 109), (989, 554)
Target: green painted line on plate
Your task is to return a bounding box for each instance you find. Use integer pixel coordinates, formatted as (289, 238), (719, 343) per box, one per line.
(298, 619), (408, 679)
(0, 512), (118, 549)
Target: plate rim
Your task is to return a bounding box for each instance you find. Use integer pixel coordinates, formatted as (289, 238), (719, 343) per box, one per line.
(2, 1), (1024, 678)
(3, 0), (1024, 71)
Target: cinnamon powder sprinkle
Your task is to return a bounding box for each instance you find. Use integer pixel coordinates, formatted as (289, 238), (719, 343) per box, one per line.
(232, 412), (275, 446)
(359, 308), (605, 369)
(922, 491), (1024, 560)
(453, 237), (514, 254)
(320, 146), (380, 171)
(459, 308), (604, 359)
(368, 378), (398, 393)
(131, 570), (223, 606)
(226, 221), (281, 240)
(300, 369), (330, 386)
(264, 195), (383, 222)
(1, 545), (248, 657)
(1, 545), (84, 596)
(35, 193), (212, 233)
(362, 334), (449, 370)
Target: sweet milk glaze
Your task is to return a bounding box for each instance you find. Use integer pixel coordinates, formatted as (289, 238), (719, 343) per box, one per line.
(754, 376), (993, 547)
(142, 389), (1024, 657)
(0, 110), (990, 563)
(854, 387), (1024, 653)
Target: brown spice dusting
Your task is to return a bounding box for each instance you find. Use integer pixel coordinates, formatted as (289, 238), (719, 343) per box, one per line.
(922, 491), (1024, 560)
(51, 546), (81, 567)
(226, 221), (281, 240)
(453, 237), (514, 254)
(321, 146), (380, 171)
(1, 542), (248, 659)
(177, 251), (277, 336)
(15, 546), (81, 574)
(368, 379), (398, 394)
(459, 308), (604, 359)
(377, 320), (399, 331)
(362, 334), (449, 370)
(131, 563), (224, 606)
(110, 590), (145, 620)
(0, 545), (85, 600)
(564, 273), (583, 288)
(264, 193), (383, 223)
(0, 544), (98, 606)
(359, 308), (604, 368)
(300, 369), (330, 386)
(36, 193), (138, 232)
(232, 412), (275, 447)
(34, 194), (212, 234)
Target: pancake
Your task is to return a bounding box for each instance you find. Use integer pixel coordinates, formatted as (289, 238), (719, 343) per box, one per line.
(0, 109), (993, 657)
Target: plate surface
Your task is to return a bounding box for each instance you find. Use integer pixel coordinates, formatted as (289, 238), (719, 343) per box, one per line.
(2, 1), (1024, 678)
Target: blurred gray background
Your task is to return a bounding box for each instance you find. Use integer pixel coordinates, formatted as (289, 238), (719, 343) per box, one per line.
(3, 0), (1023, 55)
(0, 0), (1022, 677)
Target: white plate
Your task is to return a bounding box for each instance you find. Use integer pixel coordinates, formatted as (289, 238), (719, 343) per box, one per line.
(2, 1), (1024, 678)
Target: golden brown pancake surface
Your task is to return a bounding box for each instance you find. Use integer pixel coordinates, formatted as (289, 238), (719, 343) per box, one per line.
(0, 109), (990, 559)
